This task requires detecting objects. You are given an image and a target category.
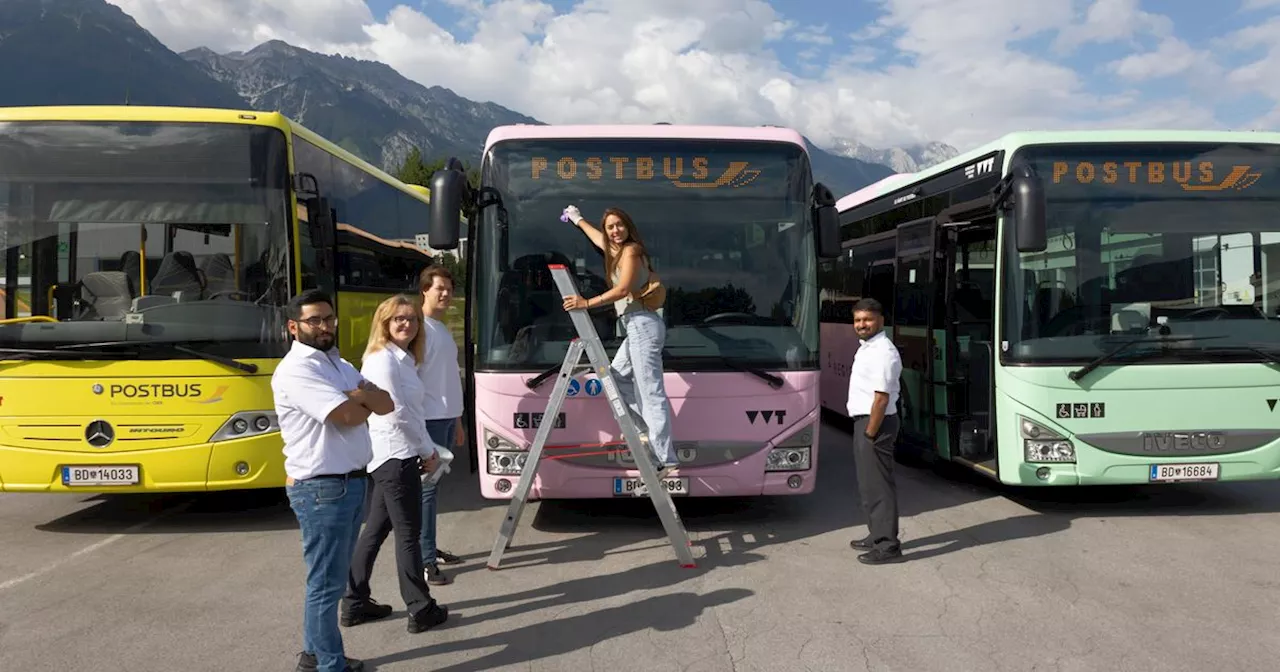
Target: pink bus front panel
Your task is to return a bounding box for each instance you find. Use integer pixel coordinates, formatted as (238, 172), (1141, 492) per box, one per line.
(472, 370), (819, 499)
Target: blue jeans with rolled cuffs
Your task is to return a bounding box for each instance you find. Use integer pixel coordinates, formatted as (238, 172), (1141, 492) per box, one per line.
(285, 474), (367, 672)
(420, 417), (455, 564)
(609, 310), (677, 466)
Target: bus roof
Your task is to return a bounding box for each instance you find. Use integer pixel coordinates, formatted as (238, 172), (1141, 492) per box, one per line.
(836, 128), (1280, 212)
(0, 105), (431, 205)
(483, 124), (809, 156)
(835, 172), (916, 211)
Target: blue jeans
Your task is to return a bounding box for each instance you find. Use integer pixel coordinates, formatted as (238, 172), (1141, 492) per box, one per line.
(420, 418), (455, 564)
(611, 310), (676, 465)
(286, 474), (367, 672)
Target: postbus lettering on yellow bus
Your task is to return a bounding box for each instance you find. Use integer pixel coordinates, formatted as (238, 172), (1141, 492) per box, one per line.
(1051, 160), (1263, 192)
(91, 382), (229, 404)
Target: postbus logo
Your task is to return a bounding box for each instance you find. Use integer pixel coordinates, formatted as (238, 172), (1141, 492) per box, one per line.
(1051, 160), (1262, 192)
(531, 155), (761, 189)
(92, 382), (228, 404)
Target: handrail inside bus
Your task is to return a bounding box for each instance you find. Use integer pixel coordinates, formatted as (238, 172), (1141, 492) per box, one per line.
(0, 316), (56, 325)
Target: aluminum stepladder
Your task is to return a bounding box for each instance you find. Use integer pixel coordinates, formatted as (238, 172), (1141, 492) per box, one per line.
(486, 263), (697, 570)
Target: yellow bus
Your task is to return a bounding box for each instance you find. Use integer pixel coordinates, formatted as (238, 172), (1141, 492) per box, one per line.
(0, 105), (445, 493)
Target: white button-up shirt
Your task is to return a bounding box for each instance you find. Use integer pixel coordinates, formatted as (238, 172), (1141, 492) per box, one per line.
(419, 315), (463, 421)
(271, 340), (374, 481)
(361, 342), (438, 473)
(846, 330), (902, 417)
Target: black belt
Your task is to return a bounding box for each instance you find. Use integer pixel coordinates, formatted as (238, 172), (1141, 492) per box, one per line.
(309, 468), (367, 480)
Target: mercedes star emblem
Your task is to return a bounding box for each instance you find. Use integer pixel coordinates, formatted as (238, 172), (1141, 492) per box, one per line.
(85, 420), (115, 448)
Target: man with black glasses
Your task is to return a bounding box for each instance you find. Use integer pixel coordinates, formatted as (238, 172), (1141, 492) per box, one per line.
(272, 289), (395, 672)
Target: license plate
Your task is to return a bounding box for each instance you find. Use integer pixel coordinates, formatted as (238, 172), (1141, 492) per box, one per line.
(61, 465), (140, 486)
(1149, 463), (1219, 482)
(613, 476), (689, 497)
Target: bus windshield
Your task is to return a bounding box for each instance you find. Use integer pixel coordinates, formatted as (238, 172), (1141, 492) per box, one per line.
(475, 138), (818, 372)
(0, 121), (292, 360)
(1002, 142), (1280, 364)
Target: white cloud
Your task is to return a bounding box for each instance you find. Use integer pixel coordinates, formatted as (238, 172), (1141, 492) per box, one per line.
(1108, 37), (1207, 80)
(106, 0), (1235, 154)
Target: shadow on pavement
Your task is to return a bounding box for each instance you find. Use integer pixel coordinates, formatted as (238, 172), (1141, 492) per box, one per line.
(364, 588), (753, 672)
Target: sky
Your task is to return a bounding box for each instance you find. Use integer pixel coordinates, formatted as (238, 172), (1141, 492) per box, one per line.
(107, 0), (1280, 154)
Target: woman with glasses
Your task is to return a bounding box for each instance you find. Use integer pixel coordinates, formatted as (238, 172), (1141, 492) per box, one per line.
(340, 294), (449, 635)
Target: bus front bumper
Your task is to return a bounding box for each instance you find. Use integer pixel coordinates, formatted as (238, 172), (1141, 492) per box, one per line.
(0, 433), (286, 493)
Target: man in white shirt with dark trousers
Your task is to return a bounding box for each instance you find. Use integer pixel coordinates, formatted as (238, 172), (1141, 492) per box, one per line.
(845, 298), (905, 565)
(417, 265), (465, 585)
(272, 289), (394, 672)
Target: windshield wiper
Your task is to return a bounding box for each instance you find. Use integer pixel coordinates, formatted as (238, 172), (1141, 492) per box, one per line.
(57, 341), (258, 374)
(1190, 344), (1280, 367)
(0, 346), (140, 359)
(714, 357), (784, 389)
(525, 362), (591, 390)
(1068, 335), (1225, 382)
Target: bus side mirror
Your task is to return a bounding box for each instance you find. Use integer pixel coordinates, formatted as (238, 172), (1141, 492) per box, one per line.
(813, 182), (840, 259)
(428, 164), (465, 250)
(1010, 166), (1047, 253)
(306, 197), (335, 249)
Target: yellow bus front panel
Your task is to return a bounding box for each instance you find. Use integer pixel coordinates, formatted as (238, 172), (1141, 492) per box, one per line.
(0, 360), (285, 493)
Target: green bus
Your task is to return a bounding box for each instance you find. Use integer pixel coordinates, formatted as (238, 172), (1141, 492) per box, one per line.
(819, 130), (1280, 486)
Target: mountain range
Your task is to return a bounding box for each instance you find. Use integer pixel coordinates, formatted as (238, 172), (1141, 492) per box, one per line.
(2, 0), (958, 196)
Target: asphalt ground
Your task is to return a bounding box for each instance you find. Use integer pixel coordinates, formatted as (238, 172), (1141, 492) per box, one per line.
(3, 418), (1279, 671)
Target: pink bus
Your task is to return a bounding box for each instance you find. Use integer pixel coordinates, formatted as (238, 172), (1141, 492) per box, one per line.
(818, 173), (915, 415)
(425, 124), (842, 499)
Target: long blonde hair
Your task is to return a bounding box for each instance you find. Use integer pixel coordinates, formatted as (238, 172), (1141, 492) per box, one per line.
(600, 207), (654, 284)
(364, 294), (425, 365)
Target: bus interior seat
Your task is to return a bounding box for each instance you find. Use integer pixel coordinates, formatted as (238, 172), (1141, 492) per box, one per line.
(150, 251), (205, 300)
(79, 271), (134, 320)
(201, 253), (237, 297)
(119, 251), (142, 296)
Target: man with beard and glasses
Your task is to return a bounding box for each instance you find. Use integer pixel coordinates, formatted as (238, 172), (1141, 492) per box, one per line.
(272, 290), (395, 672)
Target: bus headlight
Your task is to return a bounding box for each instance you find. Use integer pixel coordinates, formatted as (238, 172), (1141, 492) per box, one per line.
(1020, 415), (1075, 463)
(484, 428), (523, 451)
(211, 411), (279, 442)
(488, 451), (528, 475)
(766, 447), (811, 471)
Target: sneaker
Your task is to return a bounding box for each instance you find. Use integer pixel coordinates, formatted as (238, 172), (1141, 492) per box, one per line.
(436, 549), (463, 565)
(295, 652), (364, 672)
(339, 599), (393, 627)
(407, 601), (449, 634)
(424, 562), (452, 586)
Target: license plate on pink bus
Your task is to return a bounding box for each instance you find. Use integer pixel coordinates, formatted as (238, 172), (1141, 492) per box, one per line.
(613, 477), (689, 497)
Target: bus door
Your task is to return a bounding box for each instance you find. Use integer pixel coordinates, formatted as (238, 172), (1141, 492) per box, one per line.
(892, 217), (944, 455)
(941, 218), (998, 474)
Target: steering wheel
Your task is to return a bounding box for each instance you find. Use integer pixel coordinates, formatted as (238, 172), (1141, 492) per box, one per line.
(208, 290), (252, 301)
(701, 312), (759, 325)
(1184, 306), (1229, 321)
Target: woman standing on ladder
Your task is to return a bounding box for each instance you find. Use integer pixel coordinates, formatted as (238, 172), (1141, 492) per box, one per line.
(559, 205), (678, 474)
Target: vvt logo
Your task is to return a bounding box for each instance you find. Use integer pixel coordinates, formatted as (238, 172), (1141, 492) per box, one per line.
(746, 410), (786, 425)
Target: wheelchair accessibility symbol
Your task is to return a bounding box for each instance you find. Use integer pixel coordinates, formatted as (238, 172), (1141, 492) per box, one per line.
(567, 379), (581, 397)
(585, 379), (603, 397)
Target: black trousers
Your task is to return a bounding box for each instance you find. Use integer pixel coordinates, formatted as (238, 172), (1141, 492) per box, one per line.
(853, 414), (901, 551)
(344, 456), (435, 615)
